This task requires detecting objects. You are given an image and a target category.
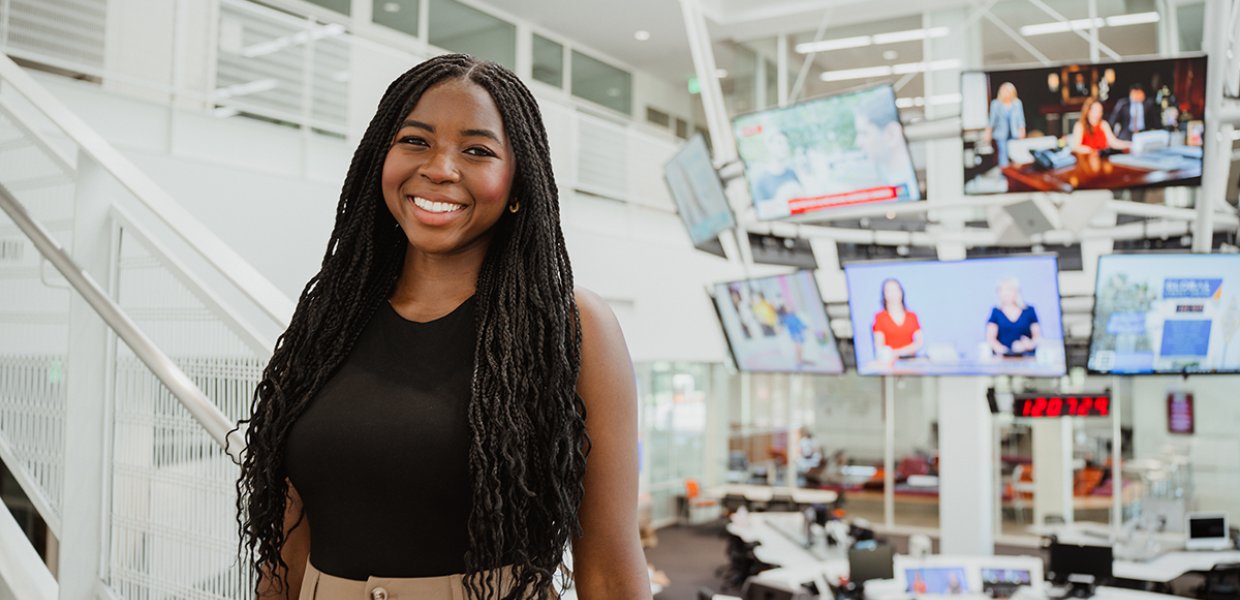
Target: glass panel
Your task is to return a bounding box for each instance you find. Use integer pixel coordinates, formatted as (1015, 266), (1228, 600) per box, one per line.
(428, 0), (516, 70)
(305, 0), (351, 14)
(532, 34), (564, 88)
(372, 0), (419, 37)
(571, 50), (632, 114)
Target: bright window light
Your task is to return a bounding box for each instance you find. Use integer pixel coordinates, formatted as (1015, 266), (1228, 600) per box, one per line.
(872, 26), (949, 45)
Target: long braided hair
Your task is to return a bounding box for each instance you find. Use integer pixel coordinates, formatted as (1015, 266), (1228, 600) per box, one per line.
(234, 54), (588, 599)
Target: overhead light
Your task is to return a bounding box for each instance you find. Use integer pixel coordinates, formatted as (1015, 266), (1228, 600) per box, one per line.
(383, 2), (400, 12)
(634, 30), (650, 41)
(796, 26), (949, 54)
(820, 65), (893, 82)
(796, 35), (871, 53)
(820, 58), (960, 82)
(211, 106), (240, 118)
(241, 22), (346, 58)
(871, 26), (948, 45)
(1104, 12), (1161, 27)
(716, 68), (729, 78)
(882, 50), (899, 61)
(1020, 12), (1158, 37)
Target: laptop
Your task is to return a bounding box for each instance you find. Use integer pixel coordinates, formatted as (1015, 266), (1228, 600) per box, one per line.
(1186, 513), (1231, 551)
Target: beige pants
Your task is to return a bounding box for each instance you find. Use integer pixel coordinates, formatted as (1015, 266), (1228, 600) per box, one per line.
(298, 558), (537, 600)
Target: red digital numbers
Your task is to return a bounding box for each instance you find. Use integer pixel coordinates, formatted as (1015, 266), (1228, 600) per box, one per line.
(1014, 394), (1110, 418)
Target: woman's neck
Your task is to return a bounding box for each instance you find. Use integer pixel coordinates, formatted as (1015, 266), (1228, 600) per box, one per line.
(390, 240), (488, 311)
(887, 304), (904, 315)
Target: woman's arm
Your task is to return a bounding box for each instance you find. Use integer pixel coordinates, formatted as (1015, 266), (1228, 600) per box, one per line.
(1102, 122), (1132, 151)
(986, 322), (1008, 355)
(256, 481), (311, 599)
(571, 288), (652, 600)
(893, 330), (924, 358)
(1071, 122), (1090, 153)
(1013, 100), (1026, 139)
(1015, 322), (1042, 353)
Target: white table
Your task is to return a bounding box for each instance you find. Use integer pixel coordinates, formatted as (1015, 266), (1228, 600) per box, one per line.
(1113, 550), (1240, 583)
(726, 512), (847, 568)
(708, 483), (839, 505)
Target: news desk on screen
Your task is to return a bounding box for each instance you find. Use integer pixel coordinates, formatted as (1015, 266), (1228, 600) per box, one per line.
(1000, 149), (1201, 194)
(863, 355), (1061, 377)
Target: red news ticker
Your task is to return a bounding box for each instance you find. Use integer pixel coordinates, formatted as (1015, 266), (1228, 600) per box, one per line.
(788, 186), (900, 213)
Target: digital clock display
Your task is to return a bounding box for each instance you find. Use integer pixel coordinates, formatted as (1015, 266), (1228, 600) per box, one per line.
(1013, 394), (1111, 418)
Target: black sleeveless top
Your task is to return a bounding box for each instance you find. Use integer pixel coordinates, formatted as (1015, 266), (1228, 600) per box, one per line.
(285, 295), (476, 579)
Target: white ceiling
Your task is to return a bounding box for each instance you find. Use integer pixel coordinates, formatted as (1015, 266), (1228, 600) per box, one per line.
(482, 0), (1170, 110)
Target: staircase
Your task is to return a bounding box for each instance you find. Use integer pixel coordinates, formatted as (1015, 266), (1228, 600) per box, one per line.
(0, 48), (289, 598)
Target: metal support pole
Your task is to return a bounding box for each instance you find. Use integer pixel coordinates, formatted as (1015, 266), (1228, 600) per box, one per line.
(884, 376), (895, 528)
(1111, 377), (1123, 537)
(776, 33), (788, 107)
(1088, 0), (1100, 63)
(58, 152), (114, 599)
(678, 0), (736, 163)
(1196, 0), (1231, 252)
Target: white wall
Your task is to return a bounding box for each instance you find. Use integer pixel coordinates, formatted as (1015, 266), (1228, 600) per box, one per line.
(1130, 376), (1240, 519)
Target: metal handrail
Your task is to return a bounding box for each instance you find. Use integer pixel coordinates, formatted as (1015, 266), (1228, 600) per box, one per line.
(0, 182), (245, 461)
(0, 52), (294, 327)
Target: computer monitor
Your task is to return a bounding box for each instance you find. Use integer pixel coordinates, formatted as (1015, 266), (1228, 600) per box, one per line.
(849, 544), (896, 583)
(1047, 542), (1112, 585)
(1186, 512), (1231, 550)
(981, 568), (1032, 595)
(902, 566), (971, 595)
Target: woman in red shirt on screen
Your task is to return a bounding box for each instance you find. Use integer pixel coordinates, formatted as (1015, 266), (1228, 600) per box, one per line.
(872, 278), (923, 360)
(1072, 96), (1130, 154)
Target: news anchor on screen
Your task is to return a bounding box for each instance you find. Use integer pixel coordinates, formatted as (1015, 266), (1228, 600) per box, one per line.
(983, 82), (1026, 167)
(873, 278), (923, 359)
(1108, 83), (1157, 141)
(1072, 96), (1131, 153)
(986, 277), (1041, 357)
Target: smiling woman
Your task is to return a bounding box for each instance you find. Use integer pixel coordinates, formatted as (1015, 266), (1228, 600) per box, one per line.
(235, 54), (651, 600)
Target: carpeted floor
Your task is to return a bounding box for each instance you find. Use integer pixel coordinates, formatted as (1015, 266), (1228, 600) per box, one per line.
(645, 522), (734, 599)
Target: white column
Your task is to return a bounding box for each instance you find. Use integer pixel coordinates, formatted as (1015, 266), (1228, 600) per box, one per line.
(937, 377), (994, 555)
(923, 7), (978, 260)
(102, 0), (177, 103)
(1195, 0), (1234, 252)
(59, 154), (117, 598)
(678, 0), (737, 163)
(1031, 419), (1074, 526)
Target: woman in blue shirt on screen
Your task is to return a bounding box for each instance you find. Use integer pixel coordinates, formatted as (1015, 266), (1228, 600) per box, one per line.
(983, 82), (1026, 168)
(987, 277), (1041, 357)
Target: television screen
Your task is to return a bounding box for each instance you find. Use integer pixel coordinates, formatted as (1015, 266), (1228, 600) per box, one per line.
(711, 271), (844, 374)
(961, 56), (1207, 195)
(904, 567), (971, 595)
(1088, 253), (1240, 374)
(663, 134), (735, 253)
(732, 84), (921, 220)
(844, 255), (1066, 377)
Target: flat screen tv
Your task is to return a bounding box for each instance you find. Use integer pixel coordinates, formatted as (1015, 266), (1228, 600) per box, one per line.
(663, 133), (735, 255)
(711, 271), (844, 374)
(961, 55), (1206, 195)
(1088, 253), (1240, 374)
(731, 84), (921, 220)
(844, 255), (1067, 377)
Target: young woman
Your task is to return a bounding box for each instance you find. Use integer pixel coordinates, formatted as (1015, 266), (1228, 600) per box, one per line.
(872, 278), (923, 360)
(236, 54), (651, 599)
(1072, 96), (1131, 154)
(986, 277), (1041, 357)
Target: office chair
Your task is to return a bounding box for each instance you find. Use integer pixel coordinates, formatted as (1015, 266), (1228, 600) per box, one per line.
(1200, 562), (1240, 600)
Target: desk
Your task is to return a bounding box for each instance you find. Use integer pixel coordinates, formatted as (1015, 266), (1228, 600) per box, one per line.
(1026, 522), (1240, 584)
(862, 581), (1183, 600)
(709, 484), (839, 506)
(1000, 152), (1200, 193)
(727, 512), (847, 568)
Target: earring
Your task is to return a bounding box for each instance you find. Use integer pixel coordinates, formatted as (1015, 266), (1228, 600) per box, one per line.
(508, 200), (520, 214)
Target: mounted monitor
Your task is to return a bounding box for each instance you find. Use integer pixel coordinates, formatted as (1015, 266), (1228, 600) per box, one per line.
(731, 84), (921, 220)
(843, 255), (1066, 377)
(961, 56), (1207, 195)
(711, 271), (844, 374)
(1088, 253), (1240, 375)
(663, 134), (735, 256)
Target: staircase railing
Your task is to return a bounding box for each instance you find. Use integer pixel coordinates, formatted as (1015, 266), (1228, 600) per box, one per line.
(0, 48), (295, 598)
